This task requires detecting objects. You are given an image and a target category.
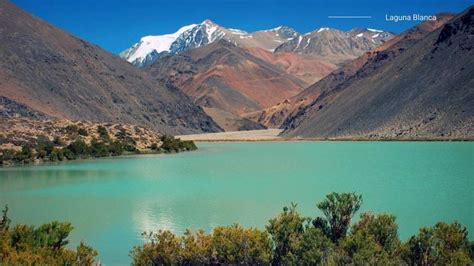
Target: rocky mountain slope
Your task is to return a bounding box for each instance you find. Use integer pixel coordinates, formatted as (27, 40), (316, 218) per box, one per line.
(146, 40), (307, 129)
(246, 14), (455, 129)
(201, 107), (266, 132)
(245, 47), (337, 84)
(0, 0), (221, 135)
(121, 20), (300, 67)
(281, 8), (473, 139)
(275, 27), (394, 65)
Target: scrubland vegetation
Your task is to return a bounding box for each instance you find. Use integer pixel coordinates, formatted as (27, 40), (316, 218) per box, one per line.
(1, 193), (472, 265)
(0, 124), (197, 166)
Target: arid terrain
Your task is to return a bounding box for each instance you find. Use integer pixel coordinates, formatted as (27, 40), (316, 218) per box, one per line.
(0, 118), (163, 151)
(177, 129), (283, 141)
(282, 8), (474, 139)
(0, 0), (220, 135)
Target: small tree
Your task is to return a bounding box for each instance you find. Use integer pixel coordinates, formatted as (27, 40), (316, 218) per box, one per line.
(130, 230), (181, 265)
(97, 125), (110, 141)
(296, 227), (335, 265)
(35, 221), (73, 250)
(76, 242), (99, 265)
(266, 203), (308, 264)
(342, 213), (402, 264)
(317, 192), (362, 242)
(402, 222), (471, 265)
(180, 229), (213, 264)
(212, 224), (272, 264)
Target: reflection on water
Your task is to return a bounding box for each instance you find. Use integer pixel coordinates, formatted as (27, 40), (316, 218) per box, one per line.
(1, 142), (472, 265)
(134, 201), (177, 237)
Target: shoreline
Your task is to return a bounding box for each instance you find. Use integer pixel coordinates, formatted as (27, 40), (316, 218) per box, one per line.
(177, 129), (473, 142)
(0, 149), (197, 168)
(190, 138), (474, 142)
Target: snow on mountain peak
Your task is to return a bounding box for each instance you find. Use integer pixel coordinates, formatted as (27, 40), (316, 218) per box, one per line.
(317, 27), (330, 33)
(367, 28), (383, 33)
(228, 28), (248, 35)
(121, 21), (392, 67)
(176, 24), (198, 35)
(201, 19), (217, 26)
(266, 26), (283, 32)
(122, 23), (198, 65)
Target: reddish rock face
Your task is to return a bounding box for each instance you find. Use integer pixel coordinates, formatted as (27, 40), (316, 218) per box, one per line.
(147, 40), (309, 116)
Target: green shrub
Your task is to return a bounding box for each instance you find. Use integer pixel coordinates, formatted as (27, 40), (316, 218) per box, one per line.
(130, 193), (473, 265)
(159, 135), (197, 153)
(150, 143), (159, 150)
(78, 128), (88, 136)
(97, 126), (110, 140)
(130, 230), (181, 265)
(296, 227), (336, 265)
(130, 225), (271, 265)
(0, 132), (197, 166)
(66, 140), (89, 157)
(64, 124), (79, 134)
(402, 222), (472, 265)
(0, 206), (98, 265)
(62, 148), (75, 160)
(266, 203), (308, 264)
(317, 192), (363, 242)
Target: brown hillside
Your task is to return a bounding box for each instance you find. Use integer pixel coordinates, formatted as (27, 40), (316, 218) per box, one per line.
(282, 9), (473, 139)
(0, 0), (221, 135)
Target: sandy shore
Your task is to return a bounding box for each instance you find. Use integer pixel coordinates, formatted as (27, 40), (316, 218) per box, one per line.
(176, 129), (472, 142)
(176, 129), (283, 141)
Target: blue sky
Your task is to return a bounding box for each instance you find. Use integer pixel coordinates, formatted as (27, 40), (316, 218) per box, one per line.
(12, 0), (472, 54)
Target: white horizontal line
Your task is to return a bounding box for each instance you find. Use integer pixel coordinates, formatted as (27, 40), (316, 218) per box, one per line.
(328, 16), (372, 19)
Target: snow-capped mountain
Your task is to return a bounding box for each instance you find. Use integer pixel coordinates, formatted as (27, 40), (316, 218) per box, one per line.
(120, 20), (299, 67)
(349, 28), (394, 44)
(274, 27), (394, 64)
(121, 20), (393, 67)
(119, 24), (197, 67)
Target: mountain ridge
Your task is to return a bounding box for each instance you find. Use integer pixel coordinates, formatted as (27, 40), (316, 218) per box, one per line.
(0, 0), (221, 135)
(121, 20), (300, 67)
(146, 40), (311, 130)
(246, 13), (456, 129)
(121, 20), (393, 67)
(281, 8), (473, 139)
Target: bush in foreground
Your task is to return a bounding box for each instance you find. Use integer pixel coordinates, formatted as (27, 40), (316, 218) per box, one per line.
(1, 193), (471, 265)
(0, 206), (98, 265)
(130, 192), (473, 265)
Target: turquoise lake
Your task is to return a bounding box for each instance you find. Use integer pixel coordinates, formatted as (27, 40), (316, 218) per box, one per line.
(0, 142), (473, 265)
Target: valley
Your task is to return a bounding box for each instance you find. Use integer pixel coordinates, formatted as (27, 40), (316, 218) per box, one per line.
(0, 1), (472, 265)
(0, 1), (471, 141)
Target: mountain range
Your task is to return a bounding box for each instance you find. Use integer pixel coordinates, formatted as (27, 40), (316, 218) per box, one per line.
(0, 0), (472, 140)
(131, 21), (394, 130)
(120, 20), (394, 67)
(246, 13), (456, 128)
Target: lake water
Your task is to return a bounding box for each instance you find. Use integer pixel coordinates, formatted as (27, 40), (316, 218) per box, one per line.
(0, 142), (472, 265)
